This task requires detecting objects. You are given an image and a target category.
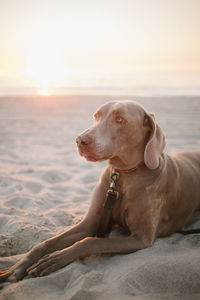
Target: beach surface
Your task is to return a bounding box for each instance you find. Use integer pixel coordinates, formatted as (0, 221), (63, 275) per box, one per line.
(0, 95), (200, 299)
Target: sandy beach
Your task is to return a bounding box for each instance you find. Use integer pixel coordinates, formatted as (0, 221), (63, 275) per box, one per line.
(0, 95), (200, 300)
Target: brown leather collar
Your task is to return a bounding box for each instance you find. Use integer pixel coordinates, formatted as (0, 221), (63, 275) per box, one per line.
(114, 160), (145, 173)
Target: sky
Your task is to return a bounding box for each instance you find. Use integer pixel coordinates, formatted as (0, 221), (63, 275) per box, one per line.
(0, 0), (200, 94)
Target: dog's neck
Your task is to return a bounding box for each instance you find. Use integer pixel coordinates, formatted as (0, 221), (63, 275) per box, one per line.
(109, 157), (145, 173)
(113, 160), (145, 173)
(108, 151), (145, 172)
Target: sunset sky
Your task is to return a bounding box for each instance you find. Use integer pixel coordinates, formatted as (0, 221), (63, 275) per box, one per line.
(0, 0), (200, 94)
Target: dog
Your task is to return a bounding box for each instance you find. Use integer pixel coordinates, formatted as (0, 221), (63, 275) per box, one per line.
(0, 100), (200, 283)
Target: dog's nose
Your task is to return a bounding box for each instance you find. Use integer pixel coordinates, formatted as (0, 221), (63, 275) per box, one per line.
(76, 135), (92, 147)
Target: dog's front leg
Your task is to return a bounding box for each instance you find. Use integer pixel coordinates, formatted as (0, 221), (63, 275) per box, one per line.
(0, 176), (109, 283)
(0, 220), (91, 283)
(27, 235), (152, 277)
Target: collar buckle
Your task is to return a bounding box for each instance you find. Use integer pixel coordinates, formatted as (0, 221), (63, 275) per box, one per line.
(103, 171), (119, 210)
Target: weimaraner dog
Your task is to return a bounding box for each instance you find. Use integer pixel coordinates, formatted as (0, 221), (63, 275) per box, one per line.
(1, 100), (200, 283)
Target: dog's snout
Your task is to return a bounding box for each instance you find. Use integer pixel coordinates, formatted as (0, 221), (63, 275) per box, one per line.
(76, 135), (93, 147)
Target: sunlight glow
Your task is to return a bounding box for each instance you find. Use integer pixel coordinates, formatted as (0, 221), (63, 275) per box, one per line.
(0, 0), (200, 93)
(38, 86), (51, 96)
(25, 37), (66, 92)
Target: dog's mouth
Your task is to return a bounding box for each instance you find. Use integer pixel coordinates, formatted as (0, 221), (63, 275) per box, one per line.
(82, 153), (99, 162)
(77, 147), (99, 162)
(77, 147), (110, 162)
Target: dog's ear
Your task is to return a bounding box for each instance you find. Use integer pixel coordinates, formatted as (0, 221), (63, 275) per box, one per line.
(144, 113), (165, 169)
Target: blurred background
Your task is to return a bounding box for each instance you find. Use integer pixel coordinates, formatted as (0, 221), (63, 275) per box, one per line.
(0, 0), (200, 97)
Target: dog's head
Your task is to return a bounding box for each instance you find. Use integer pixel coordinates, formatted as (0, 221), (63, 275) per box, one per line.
(76, 100), (165, 170)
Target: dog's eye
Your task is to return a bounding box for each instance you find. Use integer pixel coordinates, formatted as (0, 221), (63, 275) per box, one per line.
(116, 116), (124, 124)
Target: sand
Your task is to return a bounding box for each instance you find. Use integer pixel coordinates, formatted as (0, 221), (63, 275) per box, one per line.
(0, 95), (200, 299)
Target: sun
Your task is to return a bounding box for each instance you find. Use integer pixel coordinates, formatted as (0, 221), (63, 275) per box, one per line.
(25, 37), (65, 94)
(37, 80), (52, 95)
(38, 87), (51, 96)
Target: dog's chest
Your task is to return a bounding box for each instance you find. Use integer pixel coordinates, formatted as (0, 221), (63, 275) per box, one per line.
(110, 175), (142, 228)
